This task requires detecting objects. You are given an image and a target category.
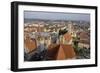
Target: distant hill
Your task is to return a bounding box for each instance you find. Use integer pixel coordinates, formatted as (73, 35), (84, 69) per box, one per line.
(24, 18), (90, 24)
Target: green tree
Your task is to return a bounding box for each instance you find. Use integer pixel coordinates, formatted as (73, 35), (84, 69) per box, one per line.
(73, 36), (80, 54)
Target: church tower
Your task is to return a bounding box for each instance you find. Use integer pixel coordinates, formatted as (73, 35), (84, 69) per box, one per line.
(68, 21), (73, 34)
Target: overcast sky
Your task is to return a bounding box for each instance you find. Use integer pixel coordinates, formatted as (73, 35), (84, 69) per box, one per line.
(24, 11), (90, 21)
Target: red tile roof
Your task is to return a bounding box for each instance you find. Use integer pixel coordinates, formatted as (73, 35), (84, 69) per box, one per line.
(24, 37), (37, 53)
(46, 44), (60, 60)
(46, 44), (76, 60)
(60, 44), (76, 59)
(77, 31), (90, 40)
(63, 33), (72, 42)
(77, 31), (90, 44)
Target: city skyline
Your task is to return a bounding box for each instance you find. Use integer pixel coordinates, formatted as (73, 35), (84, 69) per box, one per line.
(24, 11), (90, 61)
